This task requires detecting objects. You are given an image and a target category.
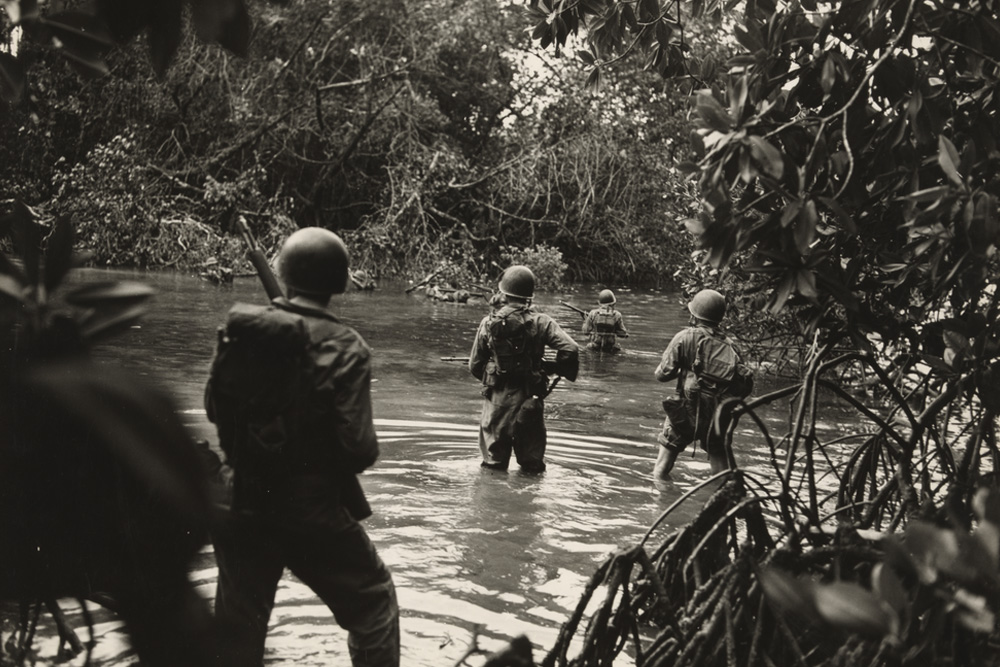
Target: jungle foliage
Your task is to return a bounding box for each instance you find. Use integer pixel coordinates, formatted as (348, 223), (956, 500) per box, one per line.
(523, 0), (1000, 666)
(0, 0), (723, 288)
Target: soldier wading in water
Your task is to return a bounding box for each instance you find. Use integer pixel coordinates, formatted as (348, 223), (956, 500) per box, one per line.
(653, 289), (753, 479)
(205, 227), (399, 667)
(469, 265), (580, 472)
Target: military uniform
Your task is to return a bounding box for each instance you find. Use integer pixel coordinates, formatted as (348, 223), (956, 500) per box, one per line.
(469, 303), (579, 472)
(655, 324), (742, 460)
(206, 297), (399, 667)
(581, 305), (628, 352)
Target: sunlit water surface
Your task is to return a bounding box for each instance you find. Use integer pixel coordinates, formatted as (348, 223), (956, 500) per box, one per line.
(19, 269), (863, 666)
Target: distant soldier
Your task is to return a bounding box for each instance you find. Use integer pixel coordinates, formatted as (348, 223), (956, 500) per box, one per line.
(581, 289), (629, 352)
(653, 289), (753, 478)
(469, 265), (580, 472)
(205, 227), (399, 667)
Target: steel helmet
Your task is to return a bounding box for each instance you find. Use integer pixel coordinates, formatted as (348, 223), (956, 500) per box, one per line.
(687, 289), (726, 324)
(498, 265), (535, 300)
(278, 227), (350, 296)
(598, 289), (616, 305)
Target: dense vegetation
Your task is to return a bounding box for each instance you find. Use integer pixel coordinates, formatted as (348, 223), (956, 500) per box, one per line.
(525, 0), (1000, 665)
(0, 0), (727, 288)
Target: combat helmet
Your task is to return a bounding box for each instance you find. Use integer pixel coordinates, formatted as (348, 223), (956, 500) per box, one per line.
(278, 227), (350, 296)
(687, 289), (726, 325)
(598, 289), (616, 305)
(498, 265), (535, 300)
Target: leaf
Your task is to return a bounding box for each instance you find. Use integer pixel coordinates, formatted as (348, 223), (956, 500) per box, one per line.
(695, 90), (732, 133)
(584, 66), (601, 93)
(871, 563), (909, 621)
(898, 185), (950, 203)
(576, 49), (595, 66)
(0, 52), (26, 104)
(813, 582), (894, 639)
(24, 360), (211, 521)
(0, 274), (25, 302)
(758, 568), (820, 620)
(794, 200), (818, 254)
(43, 216), (75, 293)
(748, 135), (783, 179)
(78, 302), (149, 343)
(904, 521), (959, 584)
(64, 280), (155, 306)
(796, 269), (818, 299)
(938, 135), (963, 187)
(821, 56), (836, 95)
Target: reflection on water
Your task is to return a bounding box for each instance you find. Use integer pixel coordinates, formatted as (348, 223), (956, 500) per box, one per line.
(32, 269), (864, 666)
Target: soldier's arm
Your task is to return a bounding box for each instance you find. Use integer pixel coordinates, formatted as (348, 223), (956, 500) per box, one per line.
(654, 331), (687, 382)
(469, 318), (490, 381)
(616, 312), (629, 337)
(543, 316), (580, 382)
(327, 339), (380, 473)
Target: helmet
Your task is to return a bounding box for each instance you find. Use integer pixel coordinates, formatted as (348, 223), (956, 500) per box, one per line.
(598, 289), (616, 305)
(687, 289), (726, 324)
(278, 227), (350, 296)
(498, 265), (535, 300)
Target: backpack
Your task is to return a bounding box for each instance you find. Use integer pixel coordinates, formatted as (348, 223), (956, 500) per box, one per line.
(694, 330), (754, 399)
(207, 303), (314, 460)
(487, 308), (536, 377)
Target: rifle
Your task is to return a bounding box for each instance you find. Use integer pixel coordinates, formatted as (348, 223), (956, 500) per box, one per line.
(560, 301), (588, 319)
(236, 216), (284, 300)
(441, 356), (470, 362)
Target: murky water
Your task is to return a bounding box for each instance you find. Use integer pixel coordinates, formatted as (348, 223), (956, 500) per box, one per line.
(19, 269), (863, 666)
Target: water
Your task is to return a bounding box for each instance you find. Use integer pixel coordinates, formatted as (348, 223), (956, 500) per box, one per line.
(18, 269), (860, 666)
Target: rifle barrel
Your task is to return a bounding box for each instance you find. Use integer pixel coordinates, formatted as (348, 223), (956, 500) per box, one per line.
(559, 301), (588, 318)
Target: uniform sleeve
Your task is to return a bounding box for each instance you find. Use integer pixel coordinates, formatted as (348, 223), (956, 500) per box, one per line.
(615, 312), (628, 337)
(581, 310), (595, 334)
(469, 317), (491, 381)
(654, 329), (693, 382)
(317, 337), (379, 473)
(541, 315), (580, 382)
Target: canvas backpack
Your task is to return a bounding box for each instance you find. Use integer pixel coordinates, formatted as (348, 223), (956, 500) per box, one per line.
(208, 303), (314, 463)
(486, 307), (536, 377)
(694, 329), (754, 399)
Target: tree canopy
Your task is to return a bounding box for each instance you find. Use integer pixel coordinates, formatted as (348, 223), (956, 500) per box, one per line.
(530, 0), (1000, 365)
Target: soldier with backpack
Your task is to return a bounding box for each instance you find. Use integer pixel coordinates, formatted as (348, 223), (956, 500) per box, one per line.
(653, 289), (754, 479)
(581, 289), (629, 352)
(205, 227), (399, 667)
(469, 265), (580, 472)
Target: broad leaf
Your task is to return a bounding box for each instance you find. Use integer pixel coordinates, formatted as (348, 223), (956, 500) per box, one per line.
(937, 135), (963, 187)
(65, 280), (155, 306)
(813, 582), (894, 639)
(748, 135), (783, 179)
(696, 90), (732, 133)
(758, 568), (820, 621)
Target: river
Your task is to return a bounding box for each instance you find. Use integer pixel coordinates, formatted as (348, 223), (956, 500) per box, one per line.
(15, 268), (858, 666)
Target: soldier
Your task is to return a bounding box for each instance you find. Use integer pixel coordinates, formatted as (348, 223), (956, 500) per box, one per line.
(581, 289), (629, 352)
(653, 289), (752, 478)
(469, 265), (580, 472)
(205, 227), (399, 667)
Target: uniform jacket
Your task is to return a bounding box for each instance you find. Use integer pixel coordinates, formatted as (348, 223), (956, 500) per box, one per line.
(206, 297), (378, 522)
(469, 303), (580, 390)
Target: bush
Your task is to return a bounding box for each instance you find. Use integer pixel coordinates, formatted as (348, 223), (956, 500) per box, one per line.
(501, 244), (567, 291)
